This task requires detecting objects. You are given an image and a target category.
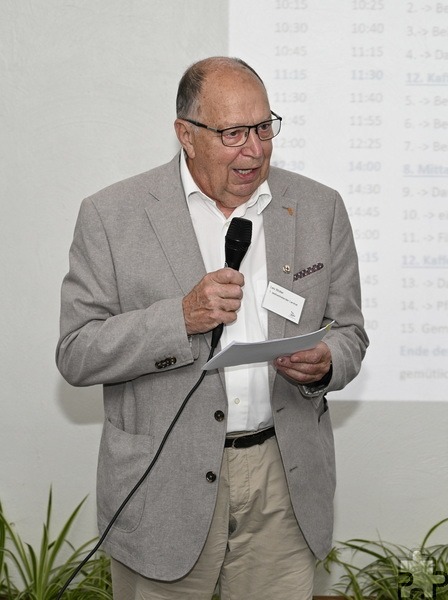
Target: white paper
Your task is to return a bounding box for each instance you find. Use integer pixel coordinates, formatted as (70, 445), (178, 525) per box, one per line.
(203, 322), (334, 370)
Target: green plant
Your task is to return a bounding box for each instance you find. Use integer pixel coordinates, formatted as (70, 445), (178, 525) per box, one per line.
(0, 489), (112, 599)
(0, 505), (8, 596)
(321, 518), (448, 600)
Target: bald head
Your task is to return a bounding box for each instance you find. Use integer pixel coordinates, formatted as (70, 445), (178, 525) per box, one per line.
(176, 57), (266, 120)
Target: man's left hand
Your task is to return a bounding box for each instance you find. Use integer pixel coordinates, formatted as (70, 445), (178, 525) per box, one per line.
(274, 342), (332, 385)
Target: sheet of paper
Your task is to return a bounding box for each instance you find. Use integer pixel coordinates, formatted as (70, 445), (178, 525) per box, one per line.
(203, 322), (334, 370)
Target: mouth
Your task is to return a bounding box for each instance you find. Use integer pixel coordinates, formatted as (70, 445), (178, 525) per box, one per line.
(233, 167), (260, 178)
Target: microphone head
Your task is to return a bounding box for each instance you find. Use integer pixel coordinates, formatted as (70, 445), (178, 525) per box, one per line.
(225, 217), (253, 270)
(226, 217), (253, 247)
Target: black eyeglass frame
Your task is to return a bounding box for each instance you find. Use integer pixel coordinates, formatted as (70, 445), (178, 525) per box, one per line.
(182, 111), (282, 146)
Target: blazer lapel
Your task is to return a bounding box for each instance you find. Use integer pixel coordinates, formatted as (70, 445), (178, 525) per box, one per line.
(143, 154), (207, 297)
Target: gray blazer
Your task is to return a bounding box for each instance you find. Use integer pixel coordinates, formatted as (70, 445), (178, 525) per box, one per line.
(57, 153), (368, 581)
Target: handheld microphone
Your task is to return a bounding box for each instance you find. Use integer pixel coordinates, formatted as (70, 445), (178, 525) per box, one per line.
(211, 217), (253, 349)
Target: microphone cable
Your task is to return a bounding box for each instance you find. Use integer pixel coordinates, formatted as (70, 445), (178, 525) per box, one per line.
(57, 217), (252, 597)
(56, 337), (220, 599)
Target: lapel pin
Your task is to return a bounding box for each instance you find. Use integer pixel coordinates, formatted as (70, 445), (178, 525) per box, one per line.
(282, 206), (294, 216)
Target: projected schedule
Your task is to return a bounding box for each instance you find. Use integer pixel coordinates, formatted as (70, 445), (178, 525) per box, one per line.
(230, 0), (448, 400)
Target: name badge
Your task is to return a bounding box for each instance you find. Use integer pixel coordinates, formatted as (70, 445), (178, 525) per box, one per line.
(262, 281), (305, 324)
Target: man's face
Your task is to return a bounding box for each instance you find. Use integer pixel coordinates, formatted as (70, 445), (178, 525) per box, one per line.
(177, 69), (273, 216)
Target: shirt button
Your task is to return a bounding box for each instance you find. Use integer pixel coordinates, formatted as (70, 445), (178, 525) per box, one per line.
(234, 397), (240, 405)
(206, 471), (217, 483)
(214, 410), (225, 422)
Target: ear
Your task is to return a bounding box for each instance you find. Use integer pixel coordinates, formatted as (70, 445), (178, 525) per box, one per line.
(174, 119), (196, 159)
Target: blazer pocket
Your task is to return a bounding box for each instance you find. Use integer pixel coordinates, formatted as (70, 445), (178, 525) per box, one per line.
(97, 418), (154, 533)
(293, 265), (329, 295)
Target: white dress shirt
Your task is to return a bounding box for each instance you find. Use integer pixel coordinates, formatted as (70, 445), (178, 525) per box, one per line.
(180, 152), (273, 433)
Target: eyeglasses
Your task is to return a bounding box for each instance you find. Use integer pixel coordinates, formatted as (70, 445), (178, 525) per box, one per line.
(183, 111), (282, 147)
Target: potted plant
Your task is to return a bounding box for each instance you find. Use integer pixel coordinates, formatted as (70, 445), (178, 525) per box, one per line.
(320, 518), (448, 599)
(0, 489), (112, 599)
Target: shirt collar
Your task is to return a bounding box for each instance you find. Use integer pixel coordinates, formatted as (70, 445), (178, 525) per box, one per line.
(180, 150), (272, 216)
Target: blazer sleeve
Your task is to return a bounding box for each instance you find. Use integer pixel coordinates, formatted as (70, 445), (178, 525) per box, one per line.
(56, 197), (195, 387)
(320, 191), (369, 393)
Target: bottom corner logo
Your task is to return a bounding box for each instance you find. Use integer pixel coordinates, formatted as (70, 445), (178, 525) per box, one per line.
(398, 551), (448, 599)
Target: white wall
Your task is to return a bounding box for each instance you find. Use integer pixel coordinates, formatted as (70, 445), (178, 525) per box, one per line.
(1, 1), (447, 595)
(1, 0), (229, 552)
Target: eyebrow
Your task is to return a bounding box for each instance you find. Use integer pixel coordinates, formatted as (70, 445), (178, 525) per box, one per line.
(217, 114), (274, 130)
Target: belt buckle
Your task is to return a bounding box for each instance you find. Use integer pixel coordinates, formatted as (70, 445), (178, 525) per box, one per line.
(229, 436), (241, 449)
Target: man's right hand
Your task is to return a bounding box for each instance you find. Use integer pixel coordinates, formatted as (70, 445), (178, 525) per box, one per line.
(182, 268), (244, 335)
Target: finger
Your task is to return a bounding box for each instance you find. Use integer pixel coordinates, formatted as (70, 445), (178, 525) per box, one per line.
(275, 363), (318, 384)
(288, 342), (331, 365)
(216, 283), (244, 301)
(212, 267), (245, 286)
(275, 357), (319, 376)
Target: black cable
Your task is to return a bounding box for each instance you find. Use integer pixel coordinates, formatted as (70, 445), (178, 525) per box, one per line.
(57, 338), (219, 598)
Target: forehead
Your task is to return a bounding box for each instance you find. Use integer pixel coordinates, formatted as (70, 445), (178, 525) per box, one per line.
(198, 67), (270, 126)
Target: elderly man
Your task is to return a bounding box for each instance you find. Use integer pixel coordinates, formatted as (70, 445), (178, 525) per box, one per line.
(57, 56), (368, 599)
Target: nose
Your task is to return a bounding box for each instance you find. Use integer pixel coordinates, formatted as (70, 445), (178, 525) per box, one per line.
(241, 127), (264, 157)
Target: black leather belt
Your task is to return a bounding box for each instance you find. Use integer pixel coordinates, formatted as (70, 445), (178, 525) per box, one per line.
(225, 427), (275, 449)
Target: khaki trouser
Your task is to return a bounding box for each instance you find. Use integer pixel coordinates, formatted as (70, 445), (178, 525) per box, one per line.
(111, 436), (316, 600)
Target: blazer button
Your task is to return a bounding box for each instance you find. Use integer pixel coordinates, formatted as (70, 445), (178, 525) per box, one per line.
(206, 471), (217, 483)
(214, 410), (225, 422)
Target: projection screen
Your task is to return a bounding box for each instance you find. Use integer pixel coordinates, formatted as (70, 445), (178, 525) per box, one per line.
(229, 0), (448, 400)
